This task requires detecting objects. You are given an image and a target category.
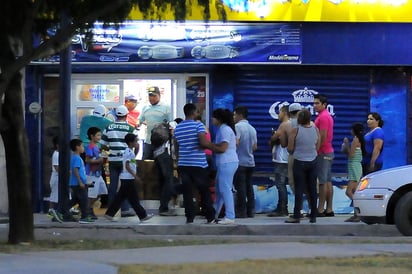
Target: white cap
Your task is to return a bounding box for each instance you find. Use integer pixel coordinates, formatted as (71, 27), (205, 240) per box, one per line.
(93, 104), (106, 117)
(115, 105), (129, 116)
(289, 103), (302, 112)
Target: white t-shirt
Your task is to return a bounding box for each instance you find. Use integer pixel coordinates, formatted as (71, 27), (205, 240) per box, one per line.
(119, 147), (136, 180)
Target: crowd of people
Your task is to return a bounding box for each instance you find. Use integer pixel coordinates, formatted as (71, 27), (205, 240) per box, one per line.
(46, 89), (385, 225)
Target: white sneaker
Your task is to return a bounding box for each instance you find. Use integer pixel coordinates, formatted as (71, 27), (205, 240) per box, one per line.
(217, 218), (235, 225)
(104, 214), (117, 222)
(141, 213), (154, 222)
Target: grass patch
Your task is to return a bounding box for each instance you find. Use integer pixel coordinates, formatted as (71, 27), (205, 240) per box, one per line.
(119, 255), (412, 274)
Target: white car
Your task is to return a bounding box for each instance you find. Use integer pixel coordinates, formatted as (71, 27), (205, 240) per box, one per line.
(353, 165), (412, 236)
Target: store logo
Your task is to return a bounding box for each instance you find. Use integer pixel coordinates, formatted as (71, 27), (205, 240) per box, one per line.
(269, 87), (335, 119)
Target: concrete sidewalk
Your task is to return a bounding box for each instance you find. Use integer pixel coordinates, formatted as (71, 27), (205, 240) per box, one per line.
(1, 213), (412, 274)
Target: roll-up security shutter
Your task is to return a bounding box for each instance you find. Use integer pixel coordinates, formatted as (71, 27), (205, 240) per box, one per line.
(233, 66), (370, 174)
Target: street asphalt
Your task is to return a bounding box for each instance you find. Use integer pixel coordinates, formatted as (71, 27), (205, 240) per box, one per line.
(1, 212), (412, 274)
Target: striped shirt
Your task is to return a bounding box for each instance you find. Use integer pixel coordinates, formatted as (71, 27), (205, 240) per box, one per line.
(100, 121), (138, 166)
(174, 120), (208, 168)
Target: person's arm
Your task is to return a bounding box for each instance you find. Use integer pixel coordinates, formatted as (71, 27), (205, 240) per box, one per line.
(341, 137), (350, 156)
(209, 141), (228, 154)
(173, 138), (179, 161)
(315, 127), (321, 151)
(269, 128), (282, 147)
(370, 138), (384, 169)
(73, 167), (85, 188)
(199, 132), (211, 149)
(318, 129), (327, 149)
(287, 128), (297, 154)
(349, 137), (360, 158)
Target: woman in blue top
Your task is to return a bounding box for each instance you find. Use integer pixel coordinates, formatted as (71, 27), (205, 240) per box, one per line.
(208, 108), (239, 225)
(363, 112), (384, 175)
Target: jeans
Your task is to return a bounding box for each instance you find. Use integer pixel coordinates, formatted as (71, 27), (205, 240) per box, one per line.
(178, 166), (215, 222)
(108, 164), (130, 212)
(293, 158), (318, 219)
(69, 185), (90, 219)
(154, 150), (175, 212)
(215, 162), (238, 220)
(233, 166), (255, 217)
(106, 179), (148, 219)
(143, 143), (154, 160)
(274, 162), (288, 212)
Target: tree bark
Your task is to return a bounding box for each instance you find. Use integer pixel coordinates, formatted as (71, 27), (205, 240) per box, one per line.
(1, 71), (34, 244)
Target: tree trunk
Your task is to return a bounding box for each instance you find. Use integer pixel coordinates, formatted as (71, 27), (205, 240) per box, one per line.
(1, 71), (34, 244)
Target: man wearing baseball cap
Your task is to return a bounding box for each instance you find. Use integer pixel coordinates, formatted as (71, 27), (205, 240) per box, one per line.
(137, 86), (171, 159)
(101, 104), (139, 217)
(125, 94), (140, 128)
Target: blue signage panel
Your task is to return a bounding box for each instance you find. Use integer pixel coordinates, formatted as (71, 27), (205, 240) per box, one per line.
(42, 22), (302, 64)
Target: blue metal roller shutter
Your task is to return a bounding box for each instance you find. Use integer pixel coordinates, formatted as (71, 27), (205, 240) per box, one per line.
(233, 66), (370, 174)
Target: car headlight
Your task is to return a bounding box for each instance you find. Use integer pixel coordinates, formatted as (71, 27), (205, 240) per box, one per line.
(358, 178), (369, 191)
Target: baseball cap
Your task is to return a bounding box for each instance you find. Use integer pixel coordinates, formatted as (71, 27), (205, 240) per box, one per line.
(115, 105), (129, 116)
(125, 94), (138, 101)
(289, 103), (302, 112)
(93, 104), (106, 117)
(148, 86), (160, 96)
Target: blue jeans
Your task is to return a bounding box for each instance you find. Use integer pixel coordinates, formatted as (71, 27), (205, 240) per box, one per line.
(108, 164), (130, 212)
(215, 162), (238, 220)
(233, 166), (255, 217)
(274, 162), (288, 212)
(293, 158), (318, 219)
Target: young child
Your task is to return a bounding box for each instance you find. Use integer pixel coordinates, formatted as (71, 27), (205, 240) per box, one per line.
(69, 138), (95, 224)
(104, 133), (154, 222)
(341, 122), (365, 222)
(47, 136), (64, 223)
(85, 127), (108, 219)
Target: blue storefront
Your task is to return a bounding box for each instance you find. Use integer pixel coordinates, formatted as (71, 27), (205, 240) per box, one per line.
(25, 21), (411, 213)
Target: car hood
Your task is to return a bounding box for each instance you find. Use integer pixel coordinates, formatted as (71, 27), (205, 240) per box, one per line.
(362, 164), (412, 190)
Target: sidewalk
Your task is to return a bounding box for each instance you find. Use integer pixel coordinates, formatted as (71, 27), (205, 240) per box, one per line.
(1, 212), (412, 274)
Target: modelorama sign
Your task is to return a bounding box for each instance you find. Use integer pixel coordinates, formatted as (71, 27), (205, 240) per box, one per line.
(41, 22), (302, 64)
(128, 0), (412, 22)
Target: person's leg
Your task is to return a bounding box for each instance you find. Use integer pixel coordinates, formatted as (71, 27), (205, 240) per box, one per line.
(78, 187), (90, 220)
(325, 153), (334, 214)
(289, 159), (304, 220)
(155, 152), (175, 214)
(316, 155), (327, 215)
(179, 167), (195, 223)
(219, 162), (238, 220)
(233, 166), (246, 217)
(193, 167), (216, 222)
(244, 166), (256, 217)
(307, 159), (319, 222)
(214, 166), (224, 219)
(124, 179), (148, 219)
(277, 163), (289, 214)
(287, 155), (295, 194)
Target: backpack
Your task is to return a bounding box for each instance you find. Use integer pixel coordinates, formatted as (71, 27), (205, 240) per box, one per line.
(151, 122), (170, 148)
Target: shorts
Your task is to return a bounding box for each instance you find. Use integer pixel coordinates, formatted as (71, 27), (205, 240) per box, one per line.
(49, 174), (59, 203)
(317, 152), (334, 184)
(87, 175), (108, 198)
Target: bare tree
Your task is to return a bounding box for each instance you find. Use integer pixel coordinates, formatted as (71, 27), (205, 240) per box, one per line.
(0, 0), (225, 244)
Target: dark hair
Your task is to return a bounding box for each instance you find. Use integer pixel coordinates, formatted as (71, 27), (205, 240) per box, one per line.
(351, 122), (366, 156)
(212, 108), (236, 133)
(280, 105), (289, 116)
(297, 109), (312, 125)
(234, 106), (248, 119)
(87, 127), (101, 140)
(52, 136), (59, 149)
(124, 133), (137, 145)
(174, 117), (183, 124)
(70, 139), (83, 152)
(314, 94), (328, 105)
(183, 103), (197, 117)
(368, 112), (384, 127)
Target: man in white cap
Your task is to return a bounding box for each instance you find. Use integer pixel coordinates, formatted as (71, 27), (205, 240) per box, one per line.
(101, 105), (139, 217)
(79, 104), (112, 147)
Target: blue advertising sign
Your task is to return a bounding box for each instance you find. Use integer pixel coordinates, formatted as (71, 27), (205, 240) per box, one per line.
(41, 22), (301, 64)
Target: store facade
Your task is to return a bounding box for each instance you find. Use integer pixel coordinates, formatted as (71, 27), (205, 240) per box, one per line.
(22, 4), (412, 212)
